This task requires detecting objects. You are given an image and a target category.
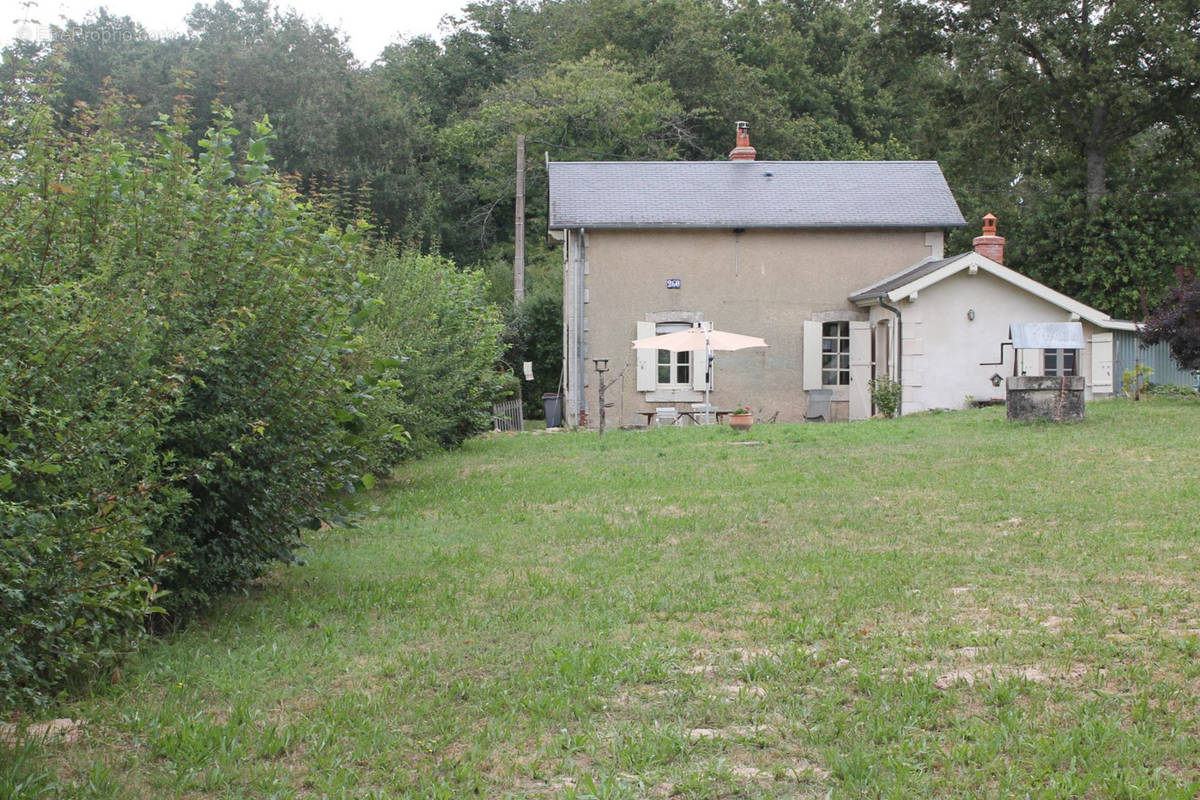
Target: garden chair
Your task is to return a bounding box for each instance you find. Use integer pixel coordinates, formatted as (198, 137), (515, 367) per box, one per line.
(654, 406), (680, 426)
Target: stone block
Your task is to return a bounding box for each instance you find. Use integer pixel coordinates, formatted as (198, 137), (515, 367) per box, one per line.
(1005, 375), (1085, 422)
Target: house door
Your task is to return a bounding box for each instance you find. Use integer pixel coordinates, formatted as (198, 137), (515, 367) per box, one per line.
(873, 321), (891, 379)
(849, 321), (872, 420)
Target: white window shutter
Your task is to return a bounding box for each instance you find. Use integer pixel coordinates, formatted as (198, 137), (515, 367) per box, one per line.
(693, 321), (712, 391)
(635, 321), (656, 391)
(802, 320), (821, 390)
(848, 321), (872, 420)
(1090, 332), (1113, 393)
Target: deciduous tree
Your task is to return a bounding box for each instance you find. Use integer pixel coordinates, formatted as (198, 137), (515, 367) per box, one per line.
(1142, 269), (1200, 372)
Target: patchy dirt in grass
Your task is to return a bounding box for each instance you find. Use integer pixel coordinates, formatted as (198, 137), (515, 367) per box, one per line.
(951, 646), (985, 659)
(655, 504), (690, 518)
(0, 718), (84, 745)
(681, 664), (718, 677)
(731, 646), (775, 662)
(931, 664), (1089, 690)
(686, 724), (772, 741)
(728, 761), (831, 782)
(715, 681), (767, 701)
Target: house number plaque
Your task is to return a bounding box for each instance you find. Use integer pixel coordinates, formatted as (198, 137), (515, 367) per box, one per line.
(665, 278), (682, 289)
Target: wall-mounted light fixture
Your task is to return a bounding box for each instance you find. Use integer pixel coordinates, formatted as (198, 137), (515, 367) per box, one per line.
(967, 308), (976, 321)
(990, 373), (1003, 387)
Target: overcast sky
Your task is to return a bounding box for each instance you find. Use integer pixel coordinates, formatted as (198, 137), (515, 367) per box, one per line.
(3, 0), (472, 63)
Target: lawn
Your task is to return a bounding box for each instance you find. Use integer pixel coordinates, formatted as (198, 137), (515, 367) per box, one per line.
(4, 399), (1200, 799)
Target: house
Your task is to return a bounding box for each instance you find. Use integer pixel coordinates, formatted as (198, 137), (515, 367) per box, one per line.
(848, 214), (1137, 413)
(548, 122), (1134, 426)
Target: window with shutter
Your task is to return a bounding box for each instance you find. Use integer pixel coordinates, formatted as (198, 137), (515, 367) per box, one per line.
(635, 318), (712, 393)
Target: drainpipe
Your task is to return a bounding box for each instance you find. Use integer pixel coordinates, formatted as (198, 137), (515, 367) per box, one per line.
(878, 296), (902, 416)
(573, 228), (587, 427)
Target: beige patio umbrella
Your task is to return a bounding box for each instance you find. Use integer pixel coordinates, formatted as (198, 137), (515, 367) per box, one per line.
(632, 326), (768, 422)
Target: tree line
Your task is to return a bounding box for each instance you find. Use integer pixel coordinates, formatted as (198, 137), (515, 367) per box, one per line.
(8, 0), (1197, 324)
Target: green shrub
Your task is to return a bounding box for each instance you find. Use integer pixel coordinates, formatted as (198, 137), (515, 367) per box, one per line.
(0, 67), (381, 703)
(1, 56), (508, 708)
(1146, 381), (1199, 398)
(506, 292), (564, 419)
(869, 376), (902, 418)
(1, 76), (177, 706)
(360, 250), (507, 462)
(1122, 364), (1153, 400)
(134, 110), (383, 615)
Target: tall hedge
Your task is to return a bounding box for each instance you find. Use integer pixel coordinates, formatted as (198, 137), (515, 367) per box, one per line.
(0, 69), (381, 706)
(361, 250), (507, 462)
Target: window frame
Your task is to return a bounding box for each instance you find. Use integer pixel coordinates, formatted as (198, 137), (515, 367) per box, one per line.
(656, 345), (692, 387)
(635, 317), (710, 397)
(1043, 348), (1078, 377)
(821, 320), (851, 386)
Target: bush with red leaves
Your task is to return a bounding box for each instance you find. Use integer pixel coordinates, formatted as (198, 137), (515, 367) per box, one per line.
(1141, 268), (1200, 372)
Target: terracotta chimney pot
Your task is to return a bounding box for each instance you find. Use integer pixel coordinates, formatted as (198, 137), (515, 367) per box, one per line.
(729, 120), (757, 161)
(973, 213), (1005, 264)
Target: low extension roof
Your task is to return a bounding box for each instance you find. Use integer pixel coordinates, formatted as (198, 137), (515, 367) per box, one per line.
(849, 251), (1137, 331)
(547, 160), (965, 230)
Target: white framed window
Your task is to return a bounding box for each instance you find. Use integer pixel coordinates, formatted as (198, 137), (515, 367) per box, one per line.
(803, 317), (869, 397)
(821, 321), (851, 386)
(1043, 348), (1077, 377)
(655, 322), (692, 387)
(636, 318), (710, 394)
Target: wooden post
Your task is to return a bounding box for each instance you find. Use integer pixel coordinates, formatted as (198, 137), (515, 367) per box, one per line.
(514, 134), (526, 305)
(597, 371), (607, 435)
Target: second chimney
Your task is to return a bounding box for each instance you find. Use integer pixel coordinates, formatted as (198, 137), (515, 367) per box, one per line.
(729, 121), (756, 161)
(973, 213), (1005, 264)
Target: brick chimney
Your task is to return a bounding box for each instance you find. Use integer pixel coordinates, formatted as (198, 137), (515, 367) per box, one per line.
(729, 120), (756, 161)
(973, 213), (1005, 264)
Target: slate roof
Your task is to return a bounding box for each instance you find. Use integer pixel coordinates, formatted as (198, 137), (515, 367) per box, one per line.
(848, 253), (967, 302)
(547, 160), (965, 230)
(848, 251), (1138, 331)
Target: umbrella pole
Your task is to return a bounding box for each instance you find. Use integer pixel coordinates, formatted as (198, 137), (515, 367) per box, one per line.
(705, 332), (713, 424)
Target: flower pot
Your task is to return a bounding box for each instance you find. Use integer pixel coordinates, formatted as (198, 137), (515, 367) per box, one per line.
(729, 413), (753, 431)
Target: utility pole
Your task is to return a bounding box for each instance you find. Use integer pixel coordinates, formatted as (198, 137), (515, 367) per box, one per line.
(514, 134), (526, 305)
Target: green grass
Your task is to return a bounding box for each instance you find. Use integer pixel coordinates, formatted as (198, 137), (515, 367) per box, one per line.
(5, 399), (1200, 798)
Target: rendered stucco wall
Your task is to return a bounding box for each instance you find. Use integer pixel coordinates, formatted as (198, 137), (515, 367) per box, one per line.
(570, 227), (938, 425)
(896, 270), (1102, 412)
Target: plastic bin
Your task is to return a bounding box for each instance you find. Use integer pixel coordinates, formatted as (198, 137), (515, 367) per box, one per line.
(542, 393), (564, 428)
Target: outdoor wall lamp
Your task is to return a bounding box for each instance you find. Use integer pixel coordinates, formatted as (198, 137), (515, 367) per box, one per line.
(990, 373), (1003, 387)
(967, 308), (976, 321)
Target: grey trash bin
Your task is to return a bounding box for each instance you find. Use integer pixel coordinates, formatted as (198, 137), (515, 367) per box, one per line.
(804, 389), (832, 422)
(542, 393), (564, 427)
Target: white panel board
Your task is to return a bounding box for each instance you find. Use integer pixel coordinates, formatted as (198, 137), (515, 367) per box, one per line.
(802, 320), (822, 391)
(849, 321), (871, 420)
(635, 321), (656, 391)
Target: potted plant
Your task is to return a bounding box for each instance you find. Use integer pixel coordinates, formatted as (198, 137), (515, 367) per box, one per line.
(729, 405), (753, 430)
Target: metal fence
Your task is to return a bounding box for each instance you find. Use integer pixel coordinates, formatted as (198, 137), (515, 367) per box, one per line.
(1114, 331), (1197, 390)
(492, 398), (524, 432)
